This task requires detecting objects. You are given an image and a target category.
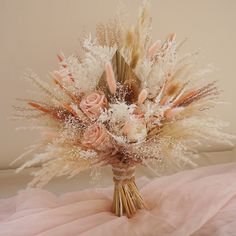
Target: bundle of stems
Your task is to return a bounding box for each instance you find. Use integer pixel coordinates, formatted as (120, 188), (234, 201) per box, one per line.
(112, 164), (147, 218)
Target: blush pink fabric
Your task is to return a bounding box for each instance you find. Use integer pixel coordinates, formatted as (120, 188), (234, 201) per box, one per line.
(1, 163), (236, 236)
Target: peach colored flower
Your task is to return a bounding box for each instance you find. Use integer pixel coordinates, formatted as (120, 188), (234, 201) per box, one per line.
(123, 121), (147, 143)
(137, 89), (148, 105)
(105, 62), (117, 94)
(82, 123), (115, 154)
(80, 92), (107, 119)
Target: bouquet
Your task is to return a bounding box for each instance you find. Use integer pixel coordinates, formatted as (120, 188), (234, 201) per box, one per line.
(14, 2), (234, 217)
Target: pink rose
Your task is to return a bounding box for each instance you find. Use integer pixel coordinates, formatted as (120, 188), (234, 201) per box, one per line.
(82, 123), (115, 154)
(80, 92), (107, 119)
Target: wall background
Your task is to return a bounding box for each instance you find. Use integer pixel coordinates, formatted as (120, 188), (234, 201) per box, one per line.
(0, 0), (236, 171)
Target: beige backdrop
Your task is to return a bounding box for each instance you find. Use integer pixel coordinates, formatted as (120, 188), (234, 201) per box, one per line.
(0, 0), (236, 170)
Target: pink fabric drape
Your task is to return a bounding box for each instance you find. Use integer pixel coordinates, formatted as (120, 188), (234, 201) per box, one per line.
(1, 162), (236, 236)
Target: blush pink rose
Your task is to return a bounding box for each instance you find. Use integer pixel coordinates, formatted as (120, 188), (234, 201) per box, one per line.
(80, 92), (107, 119)
(82, 123), (115, 154)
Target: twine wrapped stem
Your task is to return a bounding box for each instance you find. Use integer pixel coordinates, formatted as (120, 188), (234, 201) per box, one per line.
(112, 164), (147, 218)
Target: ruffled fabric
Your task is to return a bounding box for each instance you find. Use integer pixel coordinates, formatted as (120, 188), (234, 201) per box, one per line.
(1, 163), (236, 236)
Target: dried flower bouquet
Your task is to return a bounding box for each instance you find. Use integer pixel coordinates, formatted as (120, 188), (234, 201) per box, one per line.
(14, 2), (234, 217)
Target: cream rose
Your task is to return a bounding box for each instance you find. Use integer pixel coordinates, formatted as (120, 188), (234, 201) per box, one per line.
(123, 120), (147, 143)
(82, 123), (115, 154)
(80, 92), (107, 119)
